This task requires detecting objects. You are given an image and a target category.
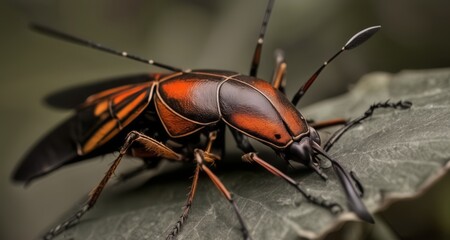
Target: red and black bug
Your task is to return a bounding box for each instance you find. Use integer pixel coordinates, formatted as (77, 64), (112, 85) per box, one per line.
(12, 0), (411, 239)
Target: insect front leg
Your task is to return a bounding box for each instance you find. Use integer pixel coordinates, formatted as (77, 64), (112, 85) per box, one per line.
(324, 100), (412, 151)
(43, 130), (183, 240)
(242, 152), (342, 214)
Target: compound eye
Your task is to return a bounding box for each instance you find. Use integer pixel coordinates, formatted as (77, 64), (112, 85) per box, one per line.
(309, 127), (321, 145)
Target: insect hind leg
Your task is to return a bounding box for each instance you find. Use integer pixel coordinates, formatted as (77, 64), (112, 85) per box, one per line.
(43, 130), (183, 240)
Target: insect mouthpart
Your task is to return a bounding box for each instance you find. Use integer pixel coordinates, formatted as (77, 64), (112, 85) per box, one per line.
(308, 126), (321, 146)
(287, 125), (321, 165)
(286, 134), (329, 181)
(288, 137), (313, 166)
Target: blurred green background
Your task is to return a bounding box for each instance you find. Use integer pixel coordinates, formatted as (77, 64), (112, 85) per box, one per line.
(1, 0), (450, 239)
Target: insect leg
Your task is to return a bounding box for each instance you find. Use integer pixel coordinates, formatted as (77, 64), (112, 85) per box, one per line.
(195, 149), (252, 240)
(323, 100), (412, 151)
(166, 164), (201, 240)
(270, 49), (287, 94)
(43, 131), (183, 240)
(230, 128), (256, 153)
(166, 131), (221, 239)
(242, 152), (342, 214)
(308, 118), (347, 130)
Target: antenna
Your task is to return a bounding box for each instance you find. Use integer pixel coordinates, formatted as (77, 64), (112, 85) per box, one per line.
(249, 0), (276, 77)
(31, 24), (184, 72)
(291, 26), (381, 106)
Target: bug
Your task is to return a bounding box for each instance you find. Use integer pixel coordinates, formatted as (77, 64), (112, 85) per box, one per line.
(12, 0), (412, 239)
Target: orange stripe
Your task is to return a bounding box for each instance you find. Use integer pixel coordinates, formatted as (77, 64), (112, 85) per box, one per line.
(82, 88), (150, 154)
(113, 85), (146, 105)
(117, 90), (147, 119)
(94, 100), (108, 116)
(100, 91), (149, 147)
(85, 85), (133, 104)
(82, 120), (117, 153)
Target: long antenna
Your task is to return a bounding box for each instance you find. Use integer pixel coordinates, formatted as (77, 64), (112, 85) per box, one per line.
(249, 0), (276, 77)
(31, 24), (184, 72)
(291, 26), (381, 106)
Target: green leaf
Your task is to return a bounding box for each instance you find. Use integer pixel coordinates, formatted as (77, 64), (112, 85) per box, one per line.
(55, 69), (450, 240)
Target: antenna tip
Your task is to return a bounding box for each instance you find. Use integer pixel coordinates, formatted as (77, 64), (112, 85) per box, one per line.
(344, 25), (381, 50)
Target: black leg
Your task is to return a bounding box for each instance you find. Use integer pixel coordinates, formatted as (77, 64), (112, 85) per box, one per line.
(324, 100), (412, 151)
(230, 128), (256, 153)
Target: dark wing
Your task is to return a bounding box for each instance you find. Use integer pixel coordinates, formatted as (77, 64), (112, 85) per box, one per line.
(13, 115), (80, 183)
(13, 82), (156, 183)
(45, 73), (166, 109)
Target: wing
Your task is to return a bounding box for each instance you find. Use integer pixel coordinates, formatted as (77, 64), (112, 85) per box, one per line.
(13, 115), (81, 183)
(44, 73), (166, 109)
(76, 82), (156, 154)
(13, 82), (156, 183)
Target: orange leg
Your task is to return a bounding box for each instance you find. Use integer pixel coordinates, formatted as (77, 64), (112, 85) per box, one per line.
(243, 153), (342, 214)
(309, 118), (347, 130)
(43, 131), (183, 240)
(166, 131), (224, 240)
(166, 164), (201, 240)
(195, 149), (252, 240)
(271, 49), (287, 94)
